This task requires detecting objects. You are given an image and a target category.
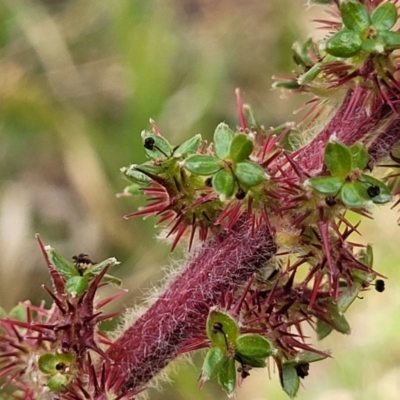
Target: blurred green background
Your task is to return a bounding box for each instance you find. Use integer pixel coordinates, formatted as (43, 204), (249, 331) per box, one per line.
(0, 1), (399, 399)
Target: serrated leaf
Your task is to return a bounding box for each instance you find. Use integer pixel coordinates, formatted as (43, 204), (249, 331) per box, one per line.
(201, 348), (225, 382)
(141, 132), (172, 159)
(47, 247), (79, 278)
(235, 334), (273, 360)
(212, 170), (235, 199)
(174, 134), (202, 157)
(324, 141), (353, 178)
(340, 1), (370, 32)
(371, 2), (397, 31)
(235, 161), (266, 187)
(316, 319), (333, 340)
(340, 182), (368, 207)
(206, 310), (239, 349)
(184, 155), (220, 175)
(281, 364), (300, 398)
(325, 29), (362, 57)
(359, 174), (392, 204)
(217, 357), (236, 395)
(229, 134), (254, 162)
(307, 176), (343, 194)
(349, 143), (369, 170)
(214, 123), (234, 159)
(65, 276), (89, 296)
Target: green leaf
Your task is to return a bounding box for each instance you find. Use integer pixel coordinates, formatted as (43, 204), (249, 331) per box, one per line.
(184, 155), (220, 175)
(324, 141), (353, 178)
(340, 182), (368, 207)
(380, 31), (400, 49)
(214, 123), (235, 159)
(359, 174), (392, 204)
(212, 170), (235, 199)
(281, 364), (300, 398)
(206, 310), (239, 349)
(325, 29), (362, 57)
(201, 347), (225, 381)
(47, 373), (68, 392)
(141, 132), (172, 159)
(235, 161), (266, 187)
(217, 357), (236, 395)
(65, 276), (89, 296)
(229, 134), (254, 162)
(174, 134), (202, 157)
(306, 176), (343, 194)
(46, 247), (79, 278)
(235, 334), (273, 360)
(316, 319), (333, 340)
(340, 1), (370, 32)
(349, 143), (369, 170)
(297, 63), (322, 85)
(371, 2), (398, 31)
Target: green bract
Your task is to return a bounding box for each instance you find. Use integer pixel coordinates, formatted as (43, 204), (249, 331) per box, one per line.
(141, 132), (172, 159)
(212, 170), (235, 199)
(184, 155), (221, 175)
(324, 141), (352, 179)
(326, 1), (400, 57)
(66, 276), (89, 296)
(309, 140), (391, 209)
(371, 2), (397, 31)
(214, 123), (234, 159)
(235, 161), (265, 187)
(217, 357), (236, 395)
(201, 347), (225, 381)
(206, 310), (239, 348)
(281, 364), (300, 398)
(229, 134), (254, 162)
(173, 134), (201, 157)
(184, 123), (266, 199)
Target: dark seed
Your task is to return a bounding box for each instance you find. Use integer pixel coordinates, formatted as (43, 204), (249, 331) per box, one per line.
(144, 137), (156, 150)
(367, 185), (380, 198)
(235, 188), (246, 200)
(295, 363), (309, 379)
(375, 279), (385, 293)
(205, 177), (213, 187)
(325, 196), (336, 206)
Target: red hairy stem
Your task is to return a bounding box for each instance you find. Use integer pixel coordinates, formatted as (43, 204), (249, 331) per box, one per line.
(105, 220), (276, 393)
